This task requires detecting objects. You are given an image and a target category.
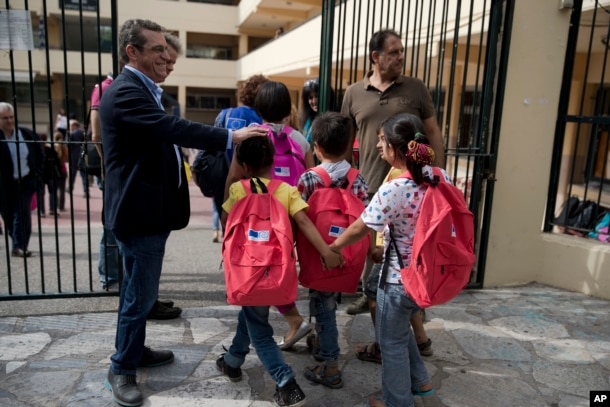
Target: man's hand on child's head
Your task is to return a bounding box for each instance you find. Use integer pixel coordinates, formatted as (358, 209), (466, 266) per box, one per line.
(232, 124), (268, 144)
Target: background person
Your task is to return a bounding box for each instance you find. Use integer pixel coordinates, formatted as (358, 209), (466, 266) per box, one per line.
(53, 131), (68, 212)
(341, 28), (445, 317)
(299, 78), (320, 145)
(67, 119), (90, 197)
(0, 102), (44, 258)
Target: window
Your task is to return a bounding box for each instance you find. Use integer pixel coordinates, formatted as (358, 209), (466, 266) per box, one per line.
(186, 45), (232, 60)
(186, 32), (236, 61)
(186, 92), (231, 110)
(0, 80), (49, 105)
(586, 87), (610, 182)
(62, 16), (112, 53)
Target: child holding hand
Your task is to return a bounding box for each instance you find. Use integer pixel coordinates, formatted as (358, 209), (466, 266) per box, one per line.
(217, 135), (342, 407)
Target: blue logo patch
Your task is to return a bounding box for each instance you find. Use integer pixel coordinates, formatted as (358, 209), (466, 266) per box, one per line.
(275, 167), (290, 177)
(248, 229), (270, 242)
(328, 225), (345, 238)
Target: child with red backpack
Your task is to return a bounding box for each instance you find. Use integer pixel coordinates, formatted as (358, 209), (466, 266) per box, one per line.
(330, 113), (440, 407)
(224, 80), (316, 351)
(295, 112), (370, 389)
(217, 135), (342, 407)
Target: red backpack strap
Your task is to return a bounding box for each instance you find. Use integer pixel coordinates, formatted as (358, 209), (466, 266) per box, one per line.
(345, 167), (359, 189)
(432, 167), (445, 184)
(310, 166), (359, 189)
(311, 166), (332, 187)
(240, 179), (252, 195)
(398, 170), (413, 180)
(399, 168), (445, 186)
(266, 179), (283, 195)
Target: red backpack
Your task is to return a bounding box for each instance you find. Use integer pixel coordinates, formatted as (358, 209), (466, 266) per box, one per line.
(297, 167), (369, 293)
(393, 167), (476, 308)
(222, 178), (298, 306)
(261, 124), (306, 186)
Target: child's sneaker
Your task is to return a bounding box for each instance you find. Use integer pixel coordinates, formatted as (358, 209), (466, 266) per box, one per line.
(216, 354), (242, 382)
(273, 378), (306, 407)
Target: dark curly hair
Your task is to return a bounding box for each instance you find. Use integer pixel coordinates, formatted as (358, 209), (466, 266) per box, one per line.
(235, 136), (275, 175)
(238, 74), (269, 107)
(380, 113), (433, 185)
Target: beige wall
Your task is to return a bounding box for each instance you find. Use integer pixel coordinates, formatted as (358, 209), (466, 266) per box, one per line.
(484, 0), (610, 299)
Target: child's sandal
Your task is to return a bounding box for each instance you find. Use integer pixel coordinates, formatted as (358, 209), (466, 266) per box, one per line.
(303, 365), (343, 389)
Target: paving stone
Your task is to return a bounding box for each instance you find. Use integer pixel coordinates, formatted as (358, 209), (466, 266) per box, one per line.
(489, 315), (569, 341)
(0, 332), (51, 361)
(532, 360), (609, 397)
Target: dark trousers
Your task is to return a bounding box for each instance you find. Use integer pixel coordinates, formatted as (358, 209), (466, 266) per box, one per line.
(0, 174), (36, 250)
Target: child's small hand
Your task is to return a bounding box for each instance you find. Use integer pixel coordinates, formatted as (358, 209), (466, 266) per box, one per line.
(322, 249), (343, 270)
(369, 246), (384, 263)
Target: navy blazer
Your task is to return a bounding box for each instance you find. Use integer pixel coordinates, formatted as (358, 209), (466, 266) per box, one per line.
(100, 68), (229, 235)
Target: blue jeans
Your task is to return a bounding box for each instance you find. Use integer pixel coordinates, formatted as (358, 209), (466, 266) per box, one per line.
(309, 290), (339, 365)
(110, 231), (170, 375)
(212, 199), (220, 230)
(98, 228), (120, 287)
(376, 283), (430, 407)
(224, 306), (295, 387)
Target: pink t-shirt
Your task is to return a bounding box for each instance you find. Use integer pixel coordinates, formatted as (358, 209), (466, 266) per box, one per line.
(90, 77), (113, 110)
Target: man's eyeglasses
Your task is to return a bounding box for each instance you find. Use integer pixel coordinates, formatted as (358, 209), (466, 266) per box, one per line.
(134, 44), (169, 54)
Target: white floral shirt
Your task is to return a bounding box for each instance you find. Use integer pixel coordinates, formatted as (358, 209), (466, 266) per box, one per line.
(361, 166), (451, 285)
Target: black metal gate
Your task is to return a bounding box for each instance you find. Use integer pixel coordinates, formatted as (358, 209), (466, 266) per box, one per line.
(0, 0), (514, 299)
(320, 0), (514, 287)
(0, 0), (119, 300)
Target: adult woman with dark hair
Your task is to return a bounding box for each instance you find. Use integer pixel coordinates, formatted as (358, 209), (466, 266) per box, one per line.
(299, 78), (320, 145)
(201, 74), (269, 242)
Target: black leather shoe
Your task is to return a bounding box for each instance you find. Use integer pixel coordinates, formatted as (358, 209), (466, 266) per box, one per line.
(11, 248), (32, 258)
(104, 369), (143, 407)
(157, 299), (174, 308)
(147, 300), (182, 320)
(138, 346), (174, 368)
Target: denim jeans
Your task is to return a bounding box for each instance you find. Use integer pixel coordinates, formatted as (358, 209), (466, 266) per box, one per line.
(224, 306), (295, 387)
(309, 290), (339, 365)
(212, 199), (220, 230)
(376, 283), (430, 407)
(110, 231), (170, 375)
(98, 228), (120, 287)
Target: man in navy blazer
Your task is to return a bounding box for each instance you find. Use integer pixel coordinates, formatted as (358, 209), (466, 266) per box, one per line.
(0, 102), (44, 258)
(100, 19), (267, 407)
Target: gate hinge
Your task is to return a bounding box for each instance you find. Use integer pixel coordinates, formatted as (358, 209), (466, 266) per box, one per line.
(481, 169), (497, 182)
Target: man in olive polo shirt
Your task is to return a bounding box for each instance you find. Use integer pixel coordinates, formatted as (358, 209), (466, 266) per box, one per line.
(341, 29), (444, 320)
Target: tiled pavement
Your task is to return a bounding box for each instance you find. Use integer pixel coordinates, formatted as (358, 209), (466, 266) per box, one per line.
(0, 283), (609, 406)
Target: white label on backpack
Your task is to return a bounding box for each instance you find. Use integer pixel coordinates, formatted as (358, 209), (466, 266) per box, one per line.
(275, 166), (290, 177)
(328, 225), (346, 238)
(451, 224), (456, 238)
(248, 229), (270, 242)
